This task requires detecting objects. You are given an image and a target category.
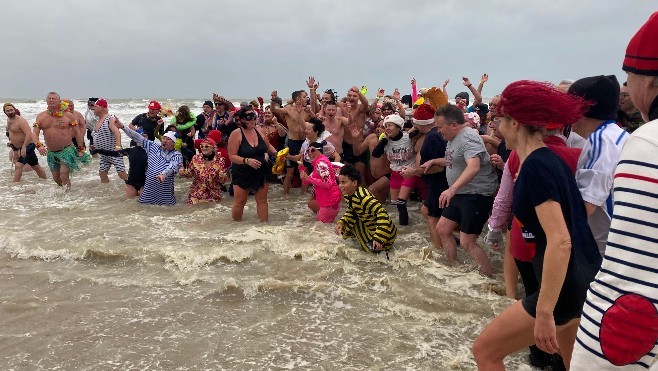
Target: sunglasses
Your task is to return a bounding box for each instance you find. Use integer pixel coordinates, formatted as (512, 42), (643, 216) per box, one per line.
(243, 114), (258, 121)
(199, 144), (214, 149)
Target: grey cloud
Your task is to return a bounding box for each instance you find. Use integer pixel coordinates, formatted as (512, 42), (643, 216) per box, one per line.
(0, 0), (655, 100)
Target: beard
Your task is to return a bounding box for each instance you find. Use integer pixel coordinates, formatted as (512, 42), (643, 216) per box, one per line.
(6, 112), (16, 118)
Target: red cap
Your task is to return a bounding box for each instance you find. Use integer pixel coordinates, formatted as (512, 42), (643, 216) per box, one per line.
(201, 137), (217, 147)
(148, 100), (162, 111)
(207, 129), (222, 144)
(95, 99), (108, 109)
(623, 12), (658, 76)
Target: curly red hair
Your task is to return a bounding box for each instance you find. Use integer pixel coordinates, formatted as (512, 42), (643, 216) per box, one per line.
(496, 80), (591, 128)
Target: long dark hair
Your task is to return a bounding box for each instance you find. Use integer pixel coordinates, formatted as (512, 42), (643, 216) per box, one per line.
(176, 105), (191, 123)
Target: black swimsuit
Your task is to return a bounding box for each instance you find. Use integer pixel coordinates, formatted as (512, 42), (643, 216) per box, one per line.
(230, 129), (271, 192)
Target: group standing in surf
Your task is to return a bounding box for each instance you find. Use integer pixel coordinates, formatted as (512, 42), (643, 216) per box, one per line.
(4, 11), (658, 369)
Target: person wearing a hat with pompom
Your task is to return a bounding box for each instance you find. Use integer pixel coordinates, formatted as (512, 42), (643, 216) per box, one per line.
(129, 100), (165, 144)
(570, 12), (658, 370)
(196, 100), (215, 139)
(371, 114), (417, 226)
(33, 91), (91, 190)
(180, 135), (228, 205)
(114, 119), (183, 205)
(568, 75), (629, 257)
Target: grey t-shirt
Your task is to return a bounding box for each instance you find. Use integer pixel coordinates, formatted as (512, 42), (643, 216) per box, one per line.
(445, 127), (498, 196)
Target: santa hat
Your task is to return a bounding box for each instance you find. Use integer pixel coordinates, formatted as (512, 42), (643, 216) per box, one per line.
(412, 104), (435, 125)
(623, 11), (658, 76)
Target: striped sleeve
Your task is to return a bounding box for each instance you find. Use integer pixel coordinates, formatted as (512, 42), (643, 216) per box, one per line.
(571, 121), (658, 369)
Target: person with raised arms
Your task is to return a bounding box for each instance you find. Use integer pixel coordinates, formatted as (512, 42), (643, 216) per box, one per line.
(341, 85), (370, 184)
(270, 81), (314, 195)
(115, 119), (183, 205)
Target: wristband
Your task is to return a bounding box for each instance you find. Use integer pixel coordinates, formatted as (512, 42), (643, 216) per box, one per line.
(243, 157), (248, 165)
(467, 84), (472, 88)
(35, 142), (44, 148)
(115, 145), (122, 149)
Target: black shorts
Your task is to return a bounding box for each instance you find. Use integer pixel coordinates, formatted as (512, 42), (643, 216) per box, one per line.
(341, 141), (367, 164)
(441, 194), (493, 235)
(423, 188), (443, 218)
(285, 139), (305, 168)
(15, 143), (39, 166)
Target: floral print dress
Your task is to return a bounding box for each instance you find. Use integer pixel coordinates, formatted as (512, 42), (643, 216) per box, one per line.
(184, 153), (227, 205)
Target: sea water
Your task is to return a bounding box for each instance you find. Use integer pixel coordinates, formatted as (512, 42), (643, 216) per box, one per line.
(0, 99), (530, 370)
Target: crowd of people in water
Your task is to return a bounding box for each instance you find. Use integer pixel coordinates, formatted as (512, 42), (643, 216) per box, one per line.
(4, 12), (658, 371)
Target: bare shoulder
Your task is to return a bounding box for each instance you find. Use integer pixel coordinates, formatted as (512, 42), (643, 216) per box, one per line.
(64, 111), (76, 121)
(35, 111), (48, 121)
(17, 115), (30, 126)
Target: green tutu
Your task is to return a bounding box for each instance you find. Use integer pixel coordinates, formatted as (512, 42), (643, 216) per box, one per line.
(46, 145), (92, 174)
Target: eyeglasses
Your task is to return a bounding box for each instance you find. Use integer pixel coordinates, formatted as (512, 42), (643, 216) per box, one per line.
(199, 144), (214, 149)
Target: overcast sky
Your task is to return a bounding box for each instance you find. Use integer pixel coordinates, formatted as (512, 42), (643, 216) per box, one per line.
(1, 1), (654, 100)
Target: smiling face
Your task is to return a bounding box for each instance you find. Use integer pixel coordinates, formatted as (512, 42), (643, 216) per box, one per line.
(3, 105), (16, 118)
(199, 142), (216, 156)
(384, 122), (401, 137)
(46, 93), (60, 110)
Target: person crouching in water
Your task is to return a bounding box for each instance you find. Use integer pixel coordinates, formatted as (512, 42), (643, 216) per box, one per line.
(299, 142), (342, 223)
(335, 164), (397, 255)
(180, 136), (228, 205)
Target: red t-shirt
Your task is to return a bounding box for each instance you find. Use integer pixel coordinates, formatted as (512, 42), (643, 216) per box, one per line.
(508, 135), (582, 261)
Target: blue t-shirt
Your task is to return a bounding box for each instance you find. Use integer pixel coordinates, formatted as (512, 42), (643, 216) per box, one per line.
(420, 127), (448, 191)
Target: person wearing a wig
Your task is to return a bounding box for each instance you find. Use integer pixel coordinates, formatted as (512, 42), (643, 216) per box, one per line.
(472, 80), (602, 369)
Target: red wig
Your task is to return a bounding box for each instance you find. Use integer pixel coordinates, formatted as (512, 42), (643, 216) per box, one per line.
(496, 80), (591, 128)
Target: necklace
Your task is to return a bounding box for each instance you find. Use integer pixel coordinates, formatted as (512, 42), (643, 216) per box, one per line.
(48, 101), (69, 117)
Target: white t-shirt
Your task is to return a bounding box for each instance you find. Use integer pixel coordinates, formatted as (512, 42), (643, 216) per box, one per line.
(384, 132), (415, 172)
(576, 121), (629, 255)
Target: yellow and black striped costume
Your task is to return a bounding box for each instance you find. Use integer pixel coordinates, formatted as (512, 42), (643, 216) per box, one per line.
(338, 186), (397, 252)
